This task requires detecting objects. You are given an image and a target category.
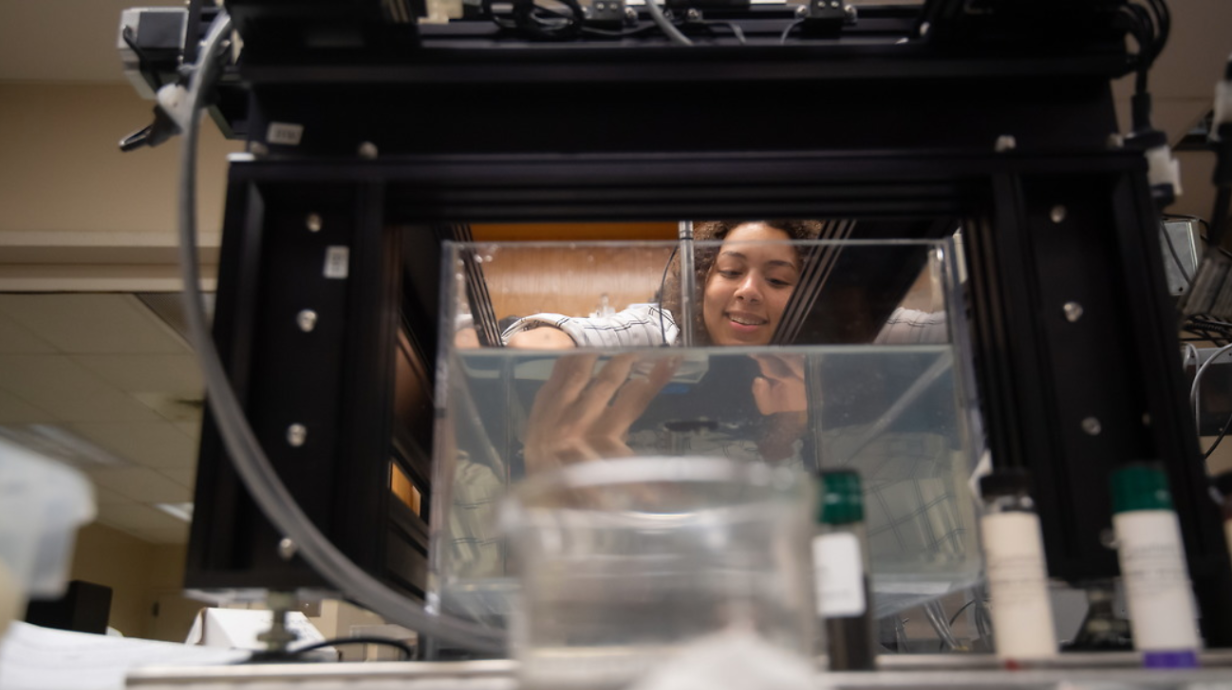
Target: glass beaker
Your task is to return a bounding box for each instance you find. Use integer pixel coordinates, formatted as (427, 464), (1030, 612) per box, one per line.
(501, 456), (816, 690)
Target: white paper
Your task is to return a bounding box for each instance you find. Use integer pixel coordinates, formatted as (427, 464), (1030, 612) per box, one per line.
(0, 621), (246, 690)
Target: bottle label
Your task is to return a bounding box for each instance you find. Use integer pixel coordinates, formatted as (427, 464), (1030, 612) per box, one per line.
(1114, 510), (1200, 652)
(812, 532), (865, 618)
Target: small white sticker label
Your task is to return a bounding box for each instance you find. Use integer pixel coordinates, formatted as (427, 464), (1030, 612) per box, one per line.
(813, 532), (866, 617)
(266, 122), (304, 146)
(324, 246), (349, 279)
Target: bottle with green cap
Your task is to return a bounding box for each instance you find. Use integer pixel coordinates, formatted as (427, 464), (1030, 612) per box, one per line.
(1111, 462), (1201, 669)
(978, 469), (1057, 662)
(812, 469), (875, 670)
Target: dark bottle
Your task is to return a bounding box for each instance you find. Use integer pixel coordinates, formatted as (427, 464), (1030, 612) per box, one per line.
(812, 469), (875, 671)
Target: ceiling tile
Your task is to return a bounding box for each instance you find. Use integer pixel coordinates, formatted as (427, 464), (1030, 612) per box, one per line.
(0, 355), (161, 422)
(92, 484), (135, 506)
(71, 354), (203, 393)
(0, 389), (54, 424)
(69, 421), (196, 470)
(88, 467), (193, 503)
(0, 312), (56, 354)
(130, 524), (191, 545)
(158, 467), (198, 488)
(175, 419), (202, 441)
(0, 294), (190, 355)
(96, 502), (184, 533)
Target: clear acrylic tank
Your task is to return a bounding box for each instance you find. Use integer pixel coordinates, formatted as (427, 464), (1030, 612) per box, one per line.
(426, 234), (984, 652)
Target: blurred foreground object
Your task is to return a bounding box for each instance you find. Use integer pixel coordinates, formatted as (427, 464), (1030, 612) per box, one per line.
(0, 438), (96, 639)
(500, 457), (814, 690)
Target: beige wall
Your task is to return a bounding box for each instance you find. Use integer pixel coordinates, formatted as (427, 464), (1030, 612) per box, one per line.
(67, 522), (199, 641)
(0, 83), (242, 291)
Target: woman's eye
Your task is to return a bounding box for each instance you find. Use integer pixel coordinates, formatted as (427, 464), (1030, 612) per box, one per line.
(769, 277), (795, 288)
(718, 270), (741, 279)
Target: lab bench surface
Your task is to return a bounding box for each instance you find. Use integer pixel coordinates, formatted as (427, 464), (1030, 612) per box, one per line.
(127, 652), (1232, 690)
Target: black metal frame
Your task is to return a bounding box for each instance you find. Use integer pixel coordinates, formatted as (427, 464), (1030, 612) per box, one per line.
(185, 1), (1232, 646)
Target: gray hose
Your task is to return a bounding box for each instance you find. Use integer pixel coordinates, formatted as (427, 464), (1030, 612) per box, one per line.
(175, 11), (504, 653)
(644, 0), (693, 46)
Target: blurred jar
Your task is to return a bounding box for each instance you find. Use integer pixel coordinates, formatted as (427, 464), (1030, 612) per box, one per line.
(501, 457), (815, 690)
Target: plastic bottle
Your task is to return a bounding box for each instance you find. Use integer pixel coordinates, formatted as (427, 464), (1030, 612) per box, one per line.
(812, 469), (875, 670)
(1111, 462), (1201, 669)
(978, 470), (1057, 662)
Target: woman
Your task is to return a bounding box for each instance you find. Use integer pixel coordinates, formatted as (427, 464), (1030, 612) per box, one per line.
(503, 219), (821, 349)
(507, 220), (820, 472)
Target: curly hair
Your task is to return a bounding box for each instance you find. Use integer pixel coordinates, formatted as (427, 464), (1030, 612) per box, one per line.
(660, 219), (822, 345)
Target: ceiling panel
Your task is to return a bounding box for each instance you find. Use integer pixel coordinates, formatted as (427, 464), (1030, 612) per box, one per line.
(69, 421), (197, 470)
(0, 389), (54, 423)
(97, 502), (185, 533)
(158, 467), (197, 488)
(88, 466), (193, 503)
(91, 484), (136, 506)
(0, 312), (55, 353)
(0, 354), (162, 422)
(71, 354), (203, 393)
(0, 294), (190, 355)
(131, 524), (191, 545)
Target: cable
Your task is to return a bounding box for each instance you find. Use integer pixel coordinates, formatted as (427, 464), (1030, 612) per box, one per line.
(1189, 341), (1232, 436)
(175, 11), (504, 654)
(644, 0), (692, 46)
(779, 19), (803, 45)
(1204, 410), (1232, 460)
(289, 636), (415, 661)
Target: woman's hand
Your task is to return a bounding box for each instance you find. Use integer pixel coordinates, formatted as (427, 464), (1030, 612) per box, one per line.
(750, 354), (809, 462)
(751, 354), (807, 415)
(523, 353), (678, 475)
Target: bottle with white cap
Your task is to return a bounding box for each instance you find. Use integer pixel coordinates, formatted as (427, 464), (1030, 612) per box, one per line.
(1111, 462), (1201, 669)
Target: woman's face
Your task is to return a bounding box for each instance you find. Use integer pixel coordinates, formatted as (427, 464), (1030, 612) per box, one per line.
(702, 222), (800, 346)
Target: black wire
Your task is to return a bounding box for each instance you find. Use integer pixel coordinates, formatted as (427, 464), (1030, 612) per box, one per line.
(1204, 410), (1232, 460)
(703, 20), (746, 45)
(948, 598), (978, 627)
(122, 26), (164, 89)
(288, 636), (415, 661)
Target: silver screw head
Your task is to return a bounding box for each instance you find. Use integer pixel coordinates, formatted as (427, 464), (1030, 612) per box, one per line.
(1050, 205), (1067, 224)
(249, 141), (269, 157)
(994, 135), (1016, 152)
(1081, 416), (1102, 436)
(686, 8), (700, 21)
(296, 309), (318, 332)
(1063, 301), (1084, 322)
(358, 141), (378, 159)
(278, 538), (297, 561)
(306, 213), (322, 232)
(625, 7), (637, 22)
(287, 423), (307, 447)
(918, 20), (930, 36)
(795, 4), (808, 17)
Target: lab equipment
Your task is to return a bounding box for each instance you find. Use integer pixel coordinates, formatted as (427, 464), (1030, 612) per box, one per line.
(813, 469), (876, 671)
(978, 470), (1057, 662)
(428, 239), (984, 649)
(1112, 463), (1201, 668)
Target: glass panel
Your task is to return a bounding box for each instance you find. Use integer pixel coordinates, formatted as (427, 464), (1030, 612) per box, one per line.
(427, 231), (981, 635)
